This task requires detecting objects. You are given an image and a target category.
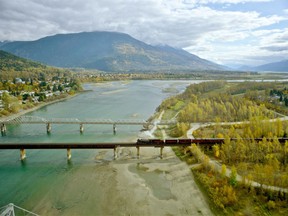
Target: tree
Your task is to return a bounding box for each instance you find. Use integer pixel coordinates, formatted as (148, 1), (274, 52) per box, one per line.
(221, 164), (227, 178)
(1, 92), (21, 113)
(52, 84), (58, 92)
(229, 166), (237, 187)
(58, 84), (63, 92)
(213, 145), (220, 158)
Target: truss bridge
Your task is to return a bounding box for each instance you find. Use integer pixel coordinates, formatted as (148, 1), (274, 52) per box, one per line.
(0, 115), (176, 134)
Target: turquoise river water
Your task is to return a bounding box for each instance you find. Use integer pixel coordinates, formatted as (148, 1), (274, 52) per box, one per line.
(0, 80), (204, 215)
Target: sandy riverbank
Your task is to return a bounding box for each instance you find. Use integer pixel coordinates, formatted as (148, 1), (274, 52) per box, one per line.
(30, 111), (213, 215)
(31, 147), (213, 216)
(1, 90), (213, 215)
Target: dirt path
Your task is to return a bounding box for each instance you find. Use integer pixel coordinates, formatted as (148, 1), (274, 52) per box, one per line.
(186, 121), (288, 193)
(209, 158), (288, 193)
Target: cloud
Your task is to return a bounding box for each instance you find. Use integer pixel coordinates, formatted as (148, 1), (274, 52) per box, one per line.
(261, 45), (288, 52)
(0, 0), (287, 66)
(190, 0), (272, 4)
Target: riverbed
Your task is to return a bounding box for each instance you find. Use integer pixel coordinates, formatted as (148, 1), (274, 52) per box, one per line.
(0, 80), (212, 215)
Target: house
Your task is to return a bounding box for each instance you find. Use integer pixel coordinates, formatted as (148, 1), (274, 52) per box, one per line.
(0, 90), (9, 97)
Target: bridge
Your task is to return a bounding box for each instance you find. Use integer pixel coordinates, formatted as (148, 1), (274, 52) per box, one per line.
(0, 116), (176, 134)
(1, 138), (288, 161)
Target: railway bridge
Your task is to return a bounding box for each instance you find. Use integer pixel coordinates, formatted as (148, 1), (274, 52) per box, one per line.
(1, 138), (288, 161)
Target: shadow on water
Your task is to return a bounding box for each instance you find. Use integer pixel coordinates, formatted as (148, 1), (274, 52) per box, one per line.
(66, 159), (73, 169)
(20, 159), (27, 169)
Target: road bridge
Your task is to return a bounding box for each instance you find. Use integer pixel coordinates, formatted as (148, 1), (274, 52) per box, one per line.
(0, 116), (176, 134)
(1, 138), (287, 161)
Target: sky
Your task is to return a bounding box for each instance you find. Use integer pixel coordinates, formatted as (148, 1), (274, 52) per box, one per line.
(0, 0), (287, 67)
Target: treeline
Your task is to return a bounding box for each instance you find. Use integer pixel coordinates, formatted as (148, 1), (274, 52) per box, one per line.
(179, 80), (225, 99)
(227, 81), (274, 95)
(177, 93), (274, 122)
(0, 66), (73, 82)
(157, 81), (278, 137)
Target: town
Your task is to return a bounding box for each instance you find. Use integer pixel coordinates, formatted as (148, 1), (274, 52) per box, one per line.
(0, 76), (82, 116)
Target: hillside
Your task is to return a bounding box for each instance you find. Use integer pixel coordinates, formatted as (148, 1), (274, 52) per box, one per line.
(0, 50), (71, 81)
(253, 60), (288, 72)
(238, 60), (288, 72)
(0, 31), (225, 72)
(0, 50), (46, 71)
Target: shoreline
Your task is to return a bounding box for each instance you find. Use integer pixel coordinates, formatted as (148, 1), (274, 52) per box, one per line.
(30, 108), (214, 215)
(0, 92), (82, 122)
(0, 80), (214, 215)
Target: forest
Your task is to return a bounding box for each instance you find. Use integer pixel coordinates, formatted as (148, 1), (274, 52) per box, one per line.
(157, 81), (288, 215)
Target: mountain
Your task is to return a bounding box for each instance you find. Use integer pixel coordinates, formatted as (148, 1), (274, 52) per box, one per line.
(237, 60), (288, 72)
(0, 31), (225, 72)
(0, 41), (10, 47)
(253, 60), (288, 72)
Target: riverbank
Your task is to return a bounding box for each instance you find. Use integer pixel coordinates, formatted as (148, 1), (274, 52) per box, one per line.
(32, 146), (214, 215)
(0, 92), (83, 122)
(0, 80), (216, 215)
(102, 111), (214, 216)
(30, 109), (214, 215)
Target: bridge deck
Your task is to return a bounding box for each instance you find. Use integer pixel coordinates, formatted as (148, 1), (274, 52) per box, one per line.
(0, 116), (175, 125)
(0, 142), (200, 149)
(0, 138), (287, 149)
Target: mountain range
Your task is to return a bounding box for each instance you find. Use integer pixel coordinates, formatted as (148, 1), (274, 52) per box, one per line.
(251, 60), (288, 72)
(0, 31), (225, 72)
(236, 60), (288, 72)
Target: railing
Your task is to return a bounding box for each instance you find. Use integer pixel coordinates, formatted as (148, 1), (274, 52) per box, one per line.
(0, 116), (176, 125)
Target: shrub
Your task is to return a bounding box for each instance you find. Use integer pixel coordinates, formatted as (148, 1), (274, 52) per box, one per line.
(267, 200), (276, 210)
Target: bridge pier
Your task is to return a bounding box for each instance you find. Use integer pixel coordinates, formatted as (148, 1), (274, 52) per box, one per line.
(113, 124), (117, 135)
(160, 146), (164, 159)
(20, 149), (26, 160)
(67, 148), (71, 160)
(46, 123), (51, 133)
(1, 123), (7, 135)
(114, 146), (119, 159)
(136, 146), (140, 158)
(80, 124), (84, 133)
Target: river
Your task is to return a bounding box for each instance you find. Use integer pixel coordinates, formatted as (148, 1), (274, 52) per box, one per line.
(0, 80), (213, 215)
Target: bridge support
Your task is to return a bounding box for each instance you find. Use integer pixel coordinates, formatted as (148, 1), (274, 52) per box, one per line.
(160, 146), (164, 159)
(67, 148), (71, 160)
(113, 124), (117, 135)
(114, 146), (119, 159)
(20, 149), (26, 160)
(136, 146), (140, 158)
(46, 123), (51, 133)
(1, 123), (6, 135)
(80, 124), (84, 133)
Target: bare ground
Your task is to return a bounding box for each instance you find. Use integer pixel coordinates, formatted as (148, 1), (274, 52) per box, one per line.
(31, 147), (213, 216)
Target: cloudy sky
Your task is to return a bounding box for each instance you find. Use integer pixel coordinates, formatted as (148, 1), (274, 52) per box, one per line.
(0, 0), (287, 67)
